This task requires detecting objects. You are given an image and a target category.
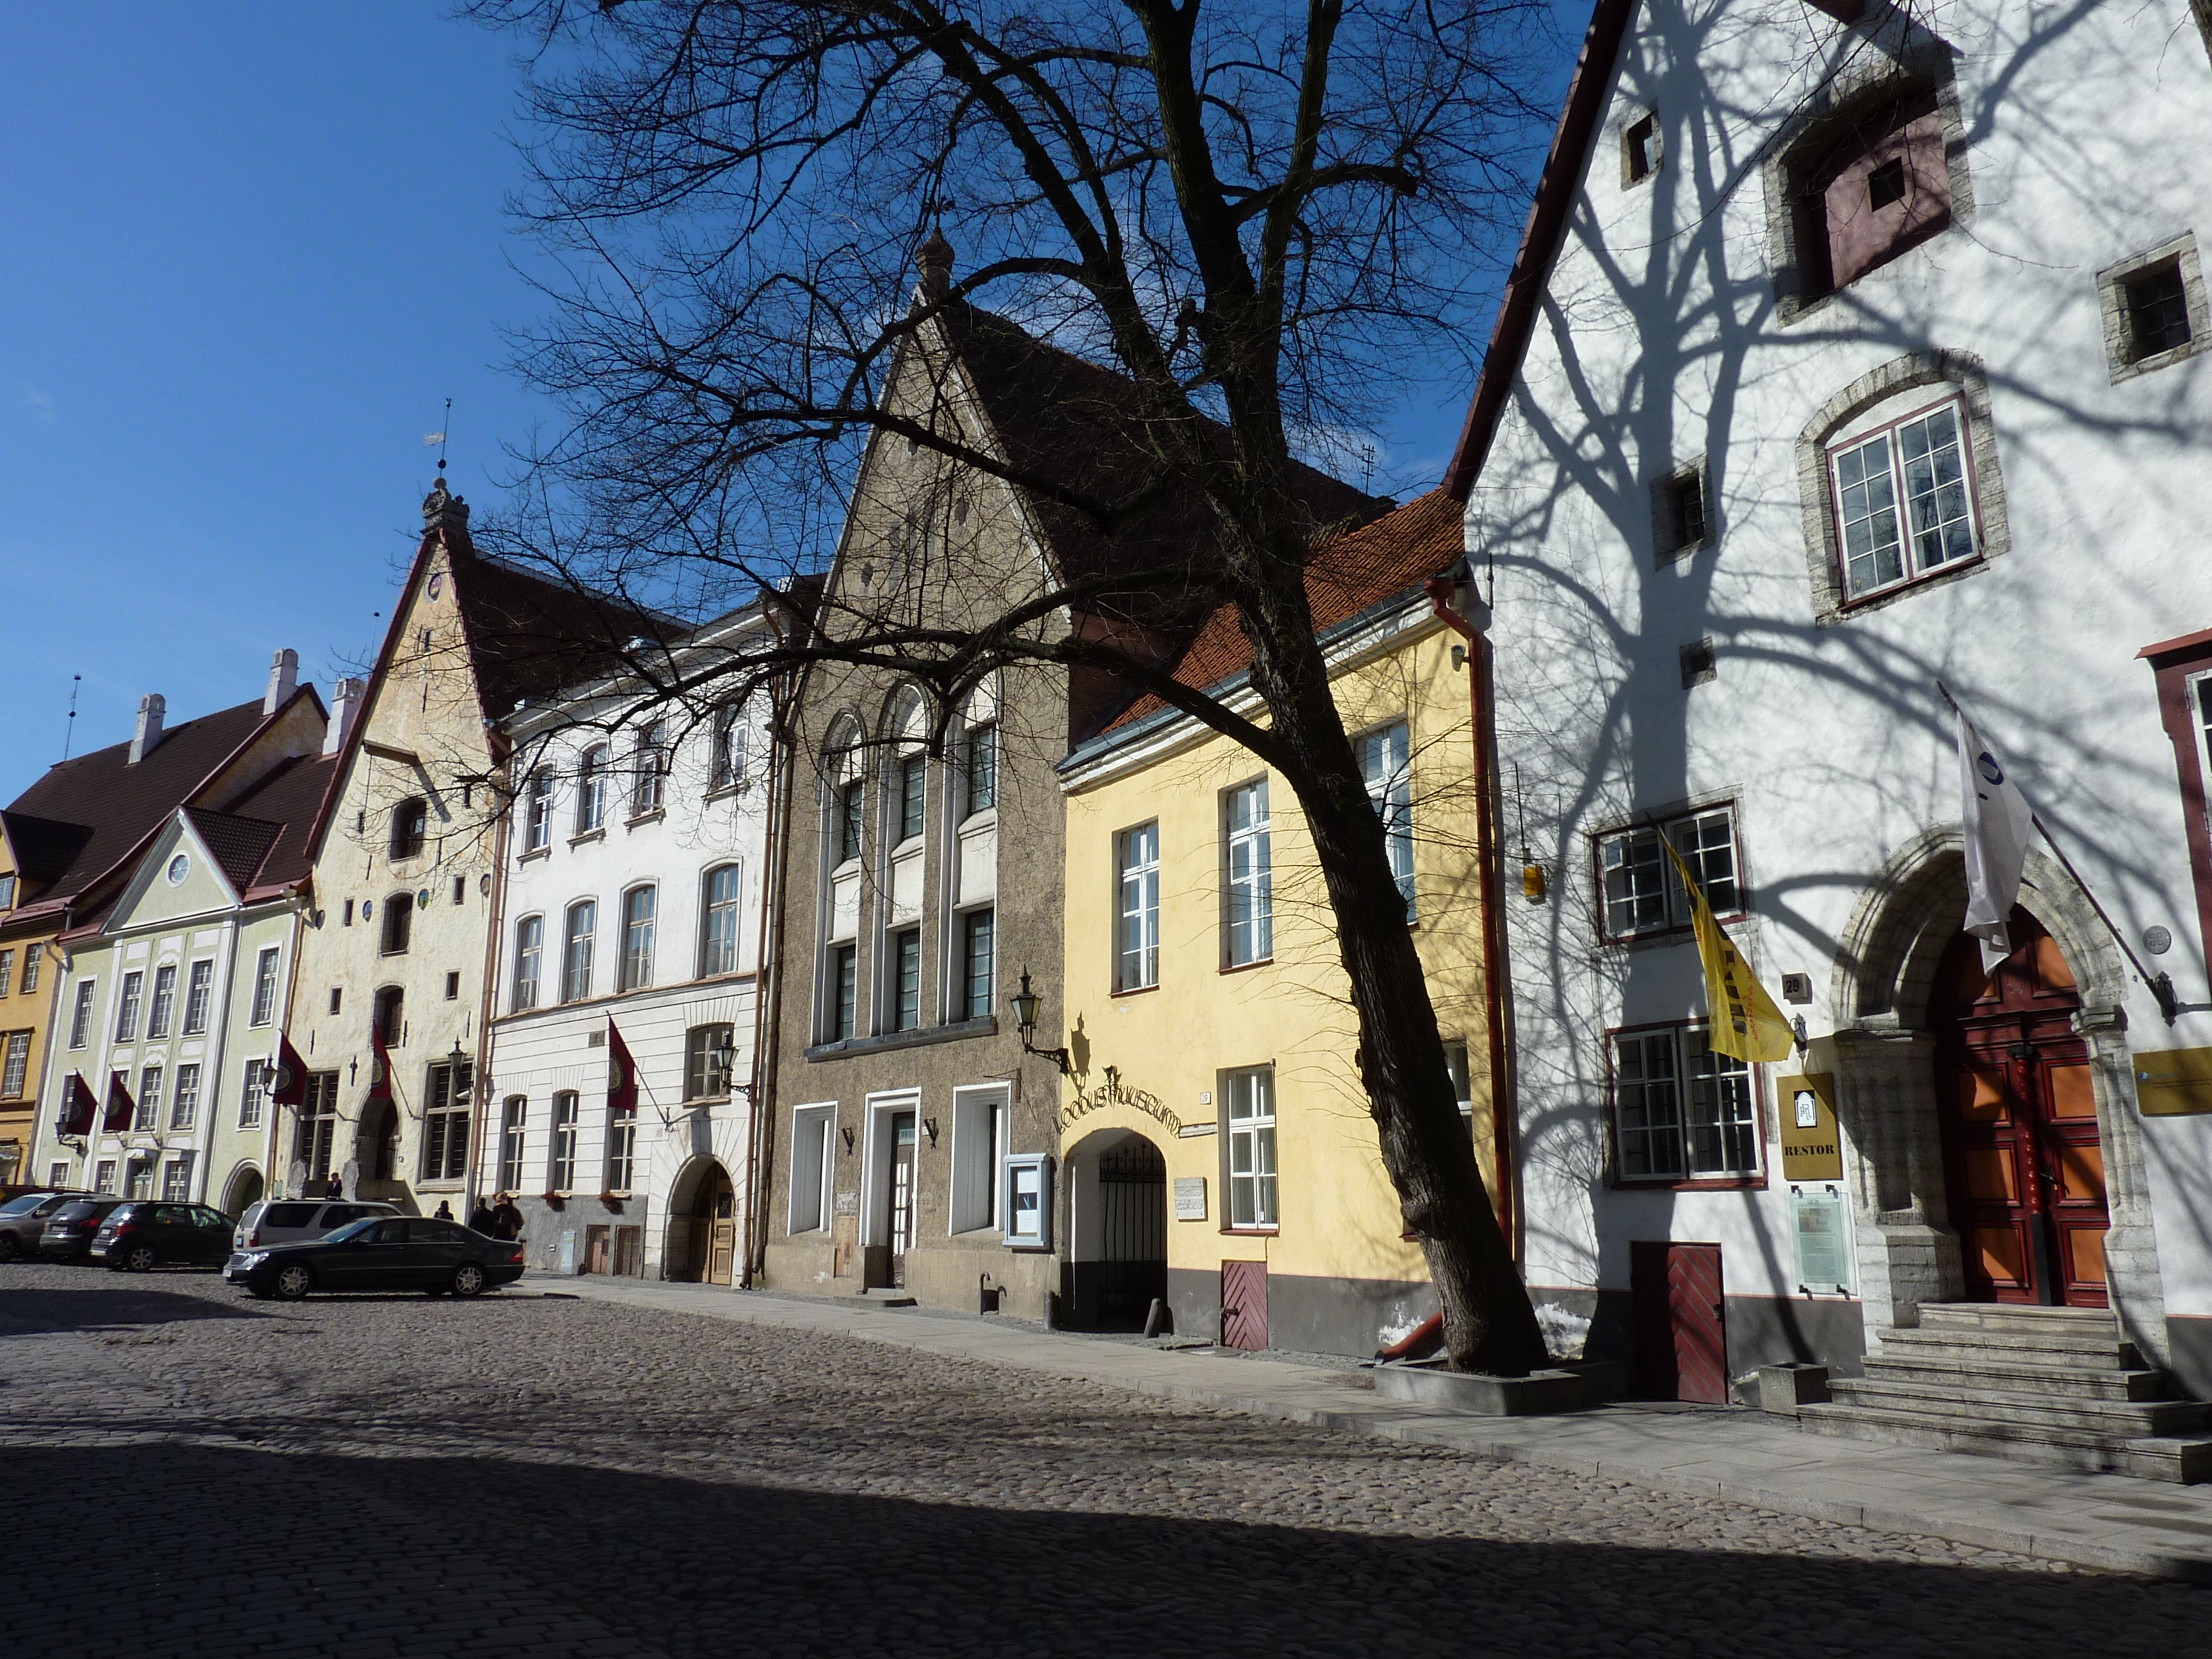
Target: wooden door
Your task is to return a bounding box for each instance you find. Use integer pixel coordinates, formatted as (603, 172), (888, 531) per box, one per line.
(1631, 1240), (1728, 1403)
(887, 1113), (917, 1289)
(1222, 1259), (1269, 1350)
(583, 1225), (611, 1275)
(708, 1181), (736, 1285)
(612, 1225), (643, 1278)
(1932, 911), (2108, 1307)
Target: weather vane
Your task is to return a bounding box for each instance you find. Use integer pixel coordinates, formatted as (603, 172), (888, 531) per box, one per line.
(424, 396), (452, 475)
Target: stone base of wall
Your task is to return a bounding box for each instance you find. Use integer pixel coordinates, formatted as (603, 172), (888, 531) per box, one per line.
(1163, 1266), (1441, 1358)
(2165, 1315), (2212, 1399)
(759, 1238), (1054, 1322)
(1530, 1284), (1868, 1391)
(514, 1196), (649, 1277)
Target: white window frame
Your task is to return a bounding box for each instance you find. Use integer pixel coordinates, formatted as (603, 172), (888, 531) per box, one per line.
(146, 962), (175, 1039)
(174, 1062), (202, 1131)
(1597, 806), (1742, 942)
(182, 959), (213, 1035)
(787, 1103), (837, 1235)
(524, 770), (554, 853)
(1222, 779), (1273, 967)
(115, 970), (144, 1042)
(497, 1096), (529, 1193)
(237, 1059), (266, 1130)
(1223, 1066), (1278, 1229)
(604, 1105), (637, 1196)
(1611, 1022), (1762, 1184)
(1001, 1151), (1052, 1250)
(69, 979), (96, 1049)
(95, 1159), (116, 1196)
(513, 915), (543, 1011)
(1357, 722), (1415, 920)
(1828, 392), (1980, 602)
(548, 1090), (580, 1194)
(1115, 822), (1161, 991)
(619, 885), (657, 993)
(1, 1031), (28, 1099)
(712, 706), (748, 793)
(562, 901), (597, 1003)
(632, 720), (669, 816)
(576, 745), (610, 834)
(700, 863), (743, 977)
(161, 1152), (195, 1202)
(140, 1064), (166, 1129)
(249, 947), (281, 1027)
(948, 1084), (1008, 1235)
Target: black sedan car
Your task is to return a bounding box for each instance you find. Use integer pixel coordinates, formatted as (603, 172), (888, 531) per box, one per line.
(224, 1216), (525, 1300)
(39, 1198), (130, 1262)
(92, 1202), (235, 1271)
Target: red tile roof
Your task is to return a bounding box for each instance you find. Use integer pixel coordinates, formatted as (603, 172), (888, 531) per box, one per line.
(1102, 487), (1464, 731)
(189, 752), (341, 898)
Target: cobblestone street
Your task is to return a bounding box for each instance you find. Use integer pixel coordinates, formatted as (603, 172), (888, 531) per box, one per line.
(4, 1267), (2209, 1659)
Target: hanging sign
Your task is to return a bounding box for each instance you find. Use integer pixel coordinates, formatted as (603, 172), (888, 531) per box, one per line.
(1775, 1071), (1842, 1182)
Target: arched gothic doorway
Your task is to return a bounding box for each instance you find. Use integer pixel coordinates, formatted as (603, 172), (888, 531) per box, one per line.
(1061, 1130), (1167, 1331)
(354, 1099), (401, 1200)
(671, 1159), (736, 1285)
(1931, 907), (2108, 1307)
(221, 1164), (264, 1218)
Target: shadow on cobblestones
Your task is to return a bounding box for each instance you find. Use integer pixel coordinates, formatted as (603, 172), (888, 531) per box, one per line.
(0, 1282), (272, 1333)
(8, 1437), (2212, 1659)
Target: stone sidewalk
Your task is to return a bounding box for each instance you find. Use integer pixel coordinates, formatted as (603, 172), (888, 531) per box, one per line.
(537, 1273), (2212, 1580)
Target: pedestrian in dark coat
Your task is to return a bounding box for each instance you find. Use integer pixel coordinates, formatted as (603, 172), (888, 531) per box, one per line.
(490, 1192), (525, 1242)
(468, 1197), (497, 1235)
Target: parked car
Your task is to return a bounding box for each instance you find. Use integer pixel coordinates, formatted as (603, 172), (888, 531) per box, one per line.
(226, 1216), (526, 1301)
(0, 1191), (90, 1261)
(232, 1198), (400, 1252)
(91, 1202), (235, 1272)
(39, 1198), (132, 1262)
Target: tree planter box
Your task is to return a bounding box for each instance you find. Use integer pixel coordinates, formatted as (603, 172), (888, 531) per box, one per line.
(1371, 1362), (1593, 1416)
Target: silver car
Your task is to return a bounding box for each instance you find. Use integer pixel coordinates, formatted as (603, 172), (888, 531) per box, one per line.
(232, 1198), (401, 1252)
(0, 1191), (91, 1261)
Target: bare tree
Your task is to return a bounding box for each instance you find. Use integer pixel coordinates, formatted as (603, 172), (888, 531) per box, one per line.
(464, 0), (1558, 1372)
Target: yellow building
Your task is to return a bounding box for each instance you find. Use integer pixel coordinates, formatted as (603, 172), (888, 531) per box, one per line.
(1054, 491), (1504, 1356)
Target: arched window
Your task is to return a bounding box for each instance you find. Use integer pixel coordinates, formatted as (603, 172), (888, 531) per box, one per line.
(512, 916), (543, 1011)
(562, 901), (597, 1002)
(700, 863), (743, 977)
(372, 985), (404, 1048)
(381, 893), (414, 956)
(576, 745), (610, 834)
(632, 722), (669, 816)
(711, 705), (747, 792)
(619, 885), (657, 992)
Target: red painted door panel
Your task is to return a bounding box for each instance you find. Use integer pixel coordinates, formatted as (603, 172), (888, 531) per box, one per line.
(1632, 1240), (1728, 1404)
(1222, 1259), (1268, 1350)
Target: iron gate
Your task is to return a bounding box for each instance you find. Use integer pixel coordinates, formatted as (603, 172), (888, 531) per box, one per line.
(1096, 1139), (1168, 1322)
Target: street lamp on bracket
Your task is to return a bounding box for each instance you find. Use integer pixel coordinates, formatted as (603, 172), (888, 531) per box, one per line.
(1008, 967), (1073, 1078)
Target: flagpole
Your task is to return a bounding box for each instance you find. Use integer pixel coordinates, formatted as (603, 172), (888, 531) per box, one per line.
(1939, 683), (2179, 1024)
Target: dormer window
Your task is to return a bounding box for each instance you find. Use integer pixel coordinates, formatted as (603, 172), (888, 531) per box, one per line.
(390, 798), (428, 860)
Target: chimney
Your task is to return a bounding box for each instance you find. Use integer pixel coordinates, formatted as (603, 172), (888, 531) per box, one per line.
(264, 648), (300, 716)
(129, 694), (166, 765)
(917, 229), (954, 303)
(322, 678), (365, 757)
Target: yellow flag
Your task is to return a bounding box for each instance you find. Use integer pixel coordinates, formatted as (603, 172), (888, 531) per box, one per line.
(1663, 840), (1795, 1063)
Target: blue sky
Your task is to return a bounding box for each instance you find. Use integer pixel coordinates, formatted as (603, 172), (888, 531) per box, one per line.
(0, 4), (1569, 799)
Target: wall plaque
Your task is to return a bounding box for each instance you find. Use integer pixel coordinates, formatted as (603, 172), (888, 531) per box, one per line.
(1173, 1176), (1208, 1222)
(1775, 1072), (1842, 1182)
(2134, 1047), (2212, 1116)
(834, 1189), (859, 1216)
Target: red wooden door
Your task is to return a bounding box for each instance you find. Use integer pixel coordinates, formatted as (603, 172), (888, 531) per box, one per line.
(1631, 1241), (1728, 1403)
(1932, 911), (2108, 1307)
(1222, 1259), (1268, 1350)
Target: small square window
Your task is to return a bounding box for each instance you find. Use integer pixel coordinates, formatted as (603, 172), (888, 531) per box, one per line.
(2123, 261), (2192, 363)
(1654, 464), (1707, 562)
(1866, 157), (1906, 211)
(328, 987), (343, 1016)
(1624, 113), (1660, 185)
(1679, 637), (1717, 689)
(444, 971), (461, 1001)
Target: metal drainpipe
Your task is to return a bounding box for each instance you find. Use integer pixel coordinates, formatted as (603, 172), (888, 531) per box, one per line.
(742, 654), (802, 1289)
(470, 737), (515, 1219)
(1423, 577), (1519, 1262)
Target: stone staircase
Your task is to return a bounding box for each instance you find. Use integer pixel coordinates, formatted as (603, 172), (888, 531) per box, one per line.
(1797, 1303), (2212, 1483)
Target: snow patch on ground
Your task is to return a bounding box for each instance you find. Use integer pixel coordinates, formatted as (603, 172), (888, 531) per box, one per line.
(1534, 1302), (1590, 1359)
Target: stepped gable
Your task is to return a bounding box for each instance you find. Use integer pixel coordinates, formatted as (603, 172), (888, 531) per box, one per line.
(936, 299), (1389, 609)
(1101, 486), (1464, 733)
(3, 697), (272, 917)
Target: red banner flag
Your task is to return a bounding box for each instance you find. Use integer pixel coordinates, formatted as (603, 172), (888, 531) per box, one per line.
(607, 1021), (638, 1116)
(366, 1027), (394, 1104)
(103, 1071), (137, 1133)
(272, 1034), (310, 1107)
(57, 1073), (96, 1137)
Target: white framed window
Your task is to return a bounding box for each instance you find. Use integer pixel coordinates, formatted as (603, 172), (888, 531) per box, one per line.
(127, 1158), (153, 1200)
(632, 720), (669, 815)
(421, 1062), (471, 1183)
(237, 1060), (265, 1130)
(1224, 1067), (1278, 1228)
(1358, 722), (1415, 920)
(249, 947), (281, 1027)
(960, 909), (994, 1021)
(1002, 1151), (1051, 1250)
(1444, 1041), (1475, 1127)
(127, 1071), (154, 1133)
(174, 1063), (202, 1130)
(712, 706), (748, 793)
(619, 886), (656, 992)
(146, 963), (175, 1038)
(140, 1065), (166, 1129)
(513, 915), (543, 1011)
(68, 979), (96, 1049)
(964, 722), (997, 816)
(1612, 1024), (1761, 1182)
(700, 863), (742, 977)
(115, 970), (144, 1042)
(548, 1090), (579, 1193)
(576, 745), (610, 834)
(830, 943), (858, 1042)
(1223, 779), (1273, 967)
(95, 1159), (116, 1196)
(497, 1096), (529, 1193)
(0, 951), (12, 998)
(48, 1160), (71, 1190)
(161, 1153), (194, 1202)
(948, 1085), (1007, 1235)
(1, 1031), (28, 1099)
(182, 960), (213, 1034)
(685, 1024), (736, 1102)
(524, 770), (554, 853)
(1829, 395), (1979, 600)
(562, 901), (597, 1002)
(1116, 823), (1161, 991)
(19, 945), (38, 995)
(605, 1105), (637, 1195)
(889, 928), (921, 1032)
(788, 1104), (836, 1234)
(1597, 806), (1741, 941)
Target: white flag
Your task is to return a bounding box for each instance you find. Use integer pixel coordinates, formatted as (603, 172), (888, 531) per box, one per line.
(1957, 706), (2033, 972)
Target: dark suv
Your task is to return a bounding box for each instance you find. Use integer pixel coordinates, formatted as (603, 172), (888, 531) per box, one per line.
(92, 1202), (235, 1272)
(39, 1198), (130, 1262)
(0, 1191), (90, 1261)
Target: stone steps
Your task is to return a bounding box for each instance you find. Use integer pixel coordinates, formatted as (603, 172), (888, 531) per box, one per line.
(1796, 1301), (2212, 1484)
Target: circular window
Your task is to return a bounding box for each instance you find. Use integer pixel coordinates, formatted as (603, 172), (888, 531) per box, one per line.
(427, 571), (445, 601)
(361, 899), (374, 920)
(166, 854), (190, 886)
(417, 887), (432, 910)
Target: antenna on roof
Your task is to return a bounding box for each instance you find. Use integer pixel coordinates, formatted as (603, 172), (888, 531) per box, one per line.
(423, 397), (452, 475)
(61, 673), (81, 760)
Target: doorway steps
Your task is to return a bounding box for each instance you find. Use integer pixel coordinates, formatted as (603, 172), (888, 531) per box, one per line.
(1796, 1304), (2212, 1483)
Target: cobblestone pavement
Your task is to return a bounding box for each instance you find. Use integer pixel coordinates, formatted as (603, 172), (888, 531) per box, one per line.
(4, 1267), (2208, 1659)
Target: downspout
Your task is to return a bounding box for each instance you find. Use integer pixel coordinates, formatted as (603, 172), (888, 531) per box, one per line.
(742, 642), (803, 1287)
(1424, 577), (1519, 1262)
(471, 734), (515, 1218)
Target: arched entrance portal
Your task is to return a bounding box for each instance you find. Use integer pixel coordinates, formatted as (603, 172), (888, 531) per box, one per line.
(354, 1100), (401, 1200)
(1931, 907), (2108, 1307)
(221, 1164), (264, 1218)
(1062, 1130), (1167, 1331)
(671, 1159), (737, 1285)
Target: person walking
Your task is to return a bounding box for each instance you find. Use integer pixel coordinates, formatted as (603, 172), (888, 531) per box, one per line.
(434, 1201), (453, 1221)
(468, 1195), (497, 1235)
(490, 1191), (525, 1242)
